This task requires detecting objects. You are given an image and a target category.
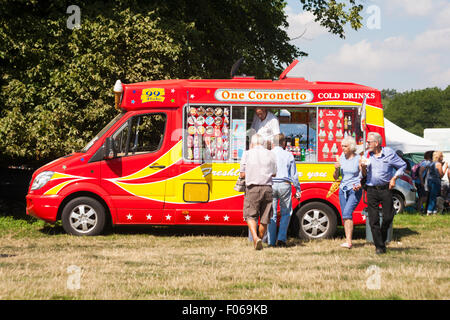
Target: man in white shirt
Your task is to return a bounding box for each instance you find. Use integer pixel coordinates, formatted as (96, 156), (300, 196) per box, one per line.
(240, 134), (277, 250)
(250, 108), (280, 149)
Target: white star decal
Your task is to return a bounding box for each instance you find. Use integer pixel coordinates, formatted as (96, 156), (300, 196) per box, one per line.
(190, 94), (195, 99)
(126, 214), (133, 220)
(171, 88), (175, 93)
(185, 215), (191, 221)
(204, 215), (210, 221)
(224, 215), (229, 221)
(165, 214), (172, 221)
(146, 214), (152, 221)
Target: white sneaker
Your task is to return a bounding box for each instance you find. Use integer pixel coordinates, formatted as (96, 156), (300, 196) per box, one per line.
(340, 243), (352, 249)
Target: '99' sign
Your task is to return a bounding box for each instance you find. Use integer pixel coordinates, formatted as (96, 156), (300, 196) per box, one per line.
(141, 88), (165, 103)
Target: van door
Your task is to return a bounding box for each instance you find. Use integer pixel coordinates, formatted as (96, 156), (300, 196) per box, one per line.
(100, 110), (171, 224)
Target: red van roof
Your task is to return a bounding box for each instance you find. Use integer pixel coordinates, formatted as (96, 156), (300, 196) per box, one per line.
(120, 77), (380, 111)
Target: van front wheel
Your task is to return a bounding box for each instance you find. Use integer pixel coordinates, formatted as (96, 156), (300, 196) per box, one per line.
(296, 202), (337, 240)
(61, 197), (106, 236)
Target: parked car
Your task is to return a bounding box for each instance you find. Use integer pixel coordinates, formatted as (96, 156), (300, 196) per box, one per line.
(392, 171), (417, 213)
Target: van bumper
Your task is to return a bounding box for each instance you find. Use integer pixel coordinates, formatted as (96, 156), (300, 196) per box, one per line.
(26, 194), (61, 223)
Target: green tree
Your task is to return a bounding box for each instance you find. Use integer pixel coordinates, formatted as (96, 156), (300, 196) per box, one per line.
(0, 0), (365, 166)
(384, 86), (450, 137)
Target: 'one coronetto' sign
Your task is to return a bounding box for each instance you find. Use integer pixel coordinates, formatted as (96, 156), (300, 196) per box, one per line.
(214, 89), (313, 103)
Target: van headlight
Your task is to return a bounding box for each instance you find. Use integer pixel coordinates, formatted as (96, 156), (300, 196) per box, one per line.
(31, 171), (54, 190)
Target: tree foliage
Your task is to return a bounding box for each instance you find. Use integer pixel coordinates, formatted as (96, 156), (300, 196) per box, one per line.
(384, 86), (450, 137)
(0, 0), (363, 166)
(300, 0), (363, 38)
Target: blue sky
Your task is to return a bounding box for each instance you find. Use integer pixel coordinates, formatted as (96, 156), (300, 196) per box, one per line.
(284, 0), (450, 92)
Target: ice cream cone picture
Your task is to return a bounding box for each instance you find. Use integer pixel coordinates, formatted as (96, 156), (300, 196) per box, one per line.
(319, 130), (326, 142)
(326, 181), (340, 198)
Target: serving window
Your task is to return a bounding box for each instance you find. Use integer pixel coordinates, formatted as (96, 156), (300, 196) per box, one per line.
(183, 105), (362, 164)
(274, 108), (317, 162)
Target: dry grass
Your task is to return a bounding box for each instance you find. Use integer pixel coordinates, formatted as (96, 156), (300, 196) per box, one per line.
(0, 210), (449, 300)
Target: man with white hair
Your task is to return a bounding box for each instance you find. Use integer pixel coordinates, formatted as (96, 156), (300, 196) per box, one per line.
(239, 134), (277, 250)
(361, 132), (406, 254)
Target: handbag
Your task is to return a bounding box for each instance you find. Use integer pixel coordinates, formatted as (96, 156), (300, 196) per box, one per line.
(234, 176), (246, 192)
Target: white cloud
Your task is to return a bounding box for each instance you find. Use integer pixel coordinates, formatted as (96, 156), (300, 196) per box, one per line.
(283, 0), (450, 90)
(285, 6), (329, 41)
(288, 28), (449, 91)
(385, 0), (435, 16)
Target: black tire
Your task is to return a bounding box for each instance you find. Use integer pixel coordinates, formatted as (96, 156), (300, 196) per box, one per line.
(392, 192), (405, 214)
(61, 197), (106, 236)
(295, 202), (337, 240)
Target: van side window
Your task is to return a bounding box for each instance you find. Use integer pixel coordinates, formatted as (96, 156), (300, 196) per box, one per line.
(276, 108), (317, 162)
(112, 113), (166, 157)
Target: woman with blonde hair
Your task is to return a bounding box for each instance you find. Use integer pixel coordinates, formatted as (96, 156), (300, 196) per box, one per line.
(427, 151), (448, 215)
(333, 136), (362, 249)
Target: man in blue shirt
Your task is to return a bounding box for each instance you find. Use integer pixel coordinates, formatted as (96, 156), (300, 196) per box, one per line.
(361, 132), (407, 254)
(268, 134), (301, 247)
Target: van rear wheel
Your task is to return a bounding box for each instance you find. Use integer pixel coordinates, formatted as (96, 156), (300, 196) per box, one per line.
(296, 202), (337, 240)
(62, 197), (106, 236)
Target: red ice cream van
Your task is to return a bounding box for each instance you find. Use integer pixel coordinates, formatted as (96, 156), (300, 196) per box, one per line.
(26, 61), (386, 238)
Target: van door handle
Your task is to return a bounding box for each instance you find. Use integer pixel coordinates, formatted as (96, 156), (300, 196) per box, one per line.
(149, 165), (166, 169)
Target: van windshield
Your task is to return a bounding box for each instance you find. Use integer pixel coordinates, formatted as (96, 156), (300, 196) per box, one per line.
(81, 112), (125, 153)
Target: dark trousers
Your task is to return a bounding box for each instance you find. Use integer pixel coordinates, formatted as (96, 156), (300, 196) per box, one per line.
(367, 186), (394, 250)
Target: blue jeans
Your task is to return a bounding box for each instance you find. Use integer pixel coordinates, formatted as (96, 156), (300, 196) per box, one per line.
(339, 187), (362, 220)
(268, 183), (292, 246)
(427, 179), (441, 213)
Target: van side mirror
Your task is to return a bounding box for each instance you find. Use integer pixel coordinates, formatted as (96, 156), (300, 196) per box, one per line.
(103, 137), (116, 160)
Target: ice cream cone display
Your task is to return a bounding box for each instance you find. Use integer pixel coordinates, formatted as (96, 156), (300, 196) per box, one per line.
(322, 143), (329, 159)
(205, 126), (213, 135)
(331, 143), (338, 159)
(317, 108), (359, 162)
(197, 107), (205, 116)
(326, 181), (340, 198)
(196, 116), (205, 125)
(206, 107), (214, 117)
(113, 80), (123, 110)
(328, 131), (334, 141)
(197, 126), (205, 135)
(336, 130), (343, 142)
(328, 120), (334, 130)
(215, 107), (223, 116)
(205, 116), (214, 125)
(319, 130), (326, 142)
(184, 106), (229, 161)
(188, 126), (196, 135)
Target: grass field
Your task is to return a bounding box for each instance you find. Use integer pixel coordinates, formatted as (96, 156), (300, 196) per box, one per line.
(0, 199), (449, 300)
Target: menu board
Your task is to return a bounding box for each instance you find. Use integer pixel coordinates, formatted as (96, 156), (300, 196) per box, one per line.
(317, 108), (344, 162)
(186, 106), (230, 161)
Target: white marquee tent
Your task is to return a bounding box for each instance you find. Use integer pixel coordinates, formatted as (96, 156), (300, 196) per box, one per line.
(384, 118), (439, 154)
